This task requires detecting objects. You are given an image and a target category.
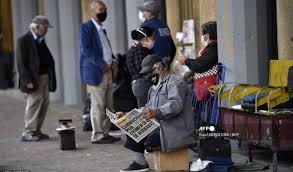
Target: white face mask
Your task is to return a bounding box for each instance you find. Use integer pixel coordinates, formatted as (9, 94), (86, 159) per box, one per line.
(201, 35), (208, 46)
(138, 11), (145, 22)
(146, 39), (155, 49)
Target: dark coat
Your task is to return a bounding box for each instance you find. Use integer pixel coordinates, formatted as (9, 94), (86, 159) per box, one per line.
(16, 31), (56, 93)
(185, 42), (218, 73)
(141, 18), (176, 65)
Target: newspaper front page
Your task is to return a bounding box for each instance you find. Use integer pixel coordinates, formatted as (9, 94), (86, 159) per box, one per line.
(106, 108), (160, 143)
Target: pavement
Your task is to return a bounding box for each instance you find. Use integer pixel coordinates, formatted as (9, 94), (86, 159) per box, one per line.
(1, 89), (293, 172)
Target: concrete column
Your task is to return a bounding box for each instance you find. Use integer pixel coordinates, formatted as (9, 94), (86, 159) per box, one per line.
(217, 0), (269, 85)
(276, 0), (293, 60)
(57, 0), (82, 105)
(11, 0), (38, 47)
(125, 0), (144, 47)
(44, 0), (63, 102)
(103, 0), (128, 55)
(11, 0), (38, 88)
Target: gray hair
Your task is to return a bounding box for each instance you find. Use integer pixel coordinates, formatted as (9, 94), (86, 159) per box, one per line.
(90, 0), (105, 11)
(30, 15), (53, 28)
(29, 23), (38, 29)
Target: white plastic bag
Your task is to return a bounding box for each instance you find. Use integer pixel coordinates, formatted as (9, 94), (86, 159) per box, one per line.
(190, 158), (213, 172)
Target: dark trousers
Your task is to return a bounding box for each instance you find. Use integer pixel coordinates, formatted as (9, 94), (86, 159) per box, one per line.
(124, 128), (161, 153)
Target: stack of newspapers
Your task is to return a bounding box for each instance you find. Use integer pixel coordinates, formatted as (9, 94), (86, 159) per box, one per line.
(106, 109), (160, 143)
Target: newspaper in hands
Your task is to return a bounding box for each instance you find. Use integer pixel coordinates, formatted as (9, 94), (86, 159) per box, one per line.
(106, 108), (160, 143)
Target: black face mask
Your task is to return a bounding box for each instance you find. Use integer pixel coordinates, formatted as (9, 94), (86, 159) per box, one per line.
(147, 73), (160, 85)
(96, 11), (107, 22)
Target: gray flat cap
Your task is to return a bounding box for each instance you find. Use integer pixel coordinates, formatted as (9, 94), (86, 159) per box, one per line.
(138, 1), (160, 16)
(140, 54), (162, 74)
(32, 15), (53, 28)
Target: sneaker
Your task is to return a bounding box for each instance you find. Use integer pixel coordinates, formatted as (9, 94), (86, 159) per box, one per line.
(21, 135), (40, 142)
(120, 161), (149, 172)
(91, 135), (121, 144)
(33, 132), (50, 140)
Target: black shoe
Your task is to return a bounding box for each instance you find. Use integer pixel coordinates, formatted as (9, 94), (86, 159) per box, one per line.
(91, 135), (121, 144)
(110, 123), (120, 131)
(21, 135), (40, 142)
(105, 135), (121, 142)
(120, 161), (149, 172)
(33, 132), (50, 140)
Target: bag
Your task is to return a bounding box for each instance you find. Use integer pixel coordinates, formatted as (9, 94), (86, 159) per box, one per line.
(194, 75), (217, 101)
(199, 138), (231, 160)
(199, 138), (233, 172)
(82, 94), (92, 131)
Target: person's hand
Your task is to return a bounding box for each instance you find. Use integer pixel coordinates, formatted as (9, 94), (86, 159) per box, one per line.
(178, 55), (187, 65)
(115, 111), (126, 118)
(142, 108), (156, 120)
(27, 83), (34, 89)
(103, 64), (110, 73)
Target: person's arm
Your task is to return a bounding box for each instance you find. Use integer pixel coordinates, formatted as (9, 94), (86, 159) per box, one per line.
(80, 24), (106, 69)
(185, 46), (218, 73)
(153, 79), (187, 121)
(169, 36), (177, 64)
(16, 37), (33, 86)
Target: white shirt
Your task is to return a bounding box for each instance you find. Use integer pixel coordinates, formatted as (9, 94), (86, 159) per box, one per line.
(91, 18), (112, 65)
(30, 30), (43, 43)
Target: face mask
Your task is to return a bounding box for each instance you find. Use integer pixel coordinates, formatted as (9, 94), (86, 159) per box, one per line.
(201, 35), (208, 46)
(139, 11), (145, 22)
(147, 73), (160, 85)
(146, 39), (155, 49)
(96, 11), (107, 22)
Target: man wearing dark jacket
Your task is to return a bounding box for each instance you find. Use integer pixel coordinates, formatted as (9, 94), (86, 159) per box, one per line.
(138, 0), (176, 66)
(17, 16), (56, 142)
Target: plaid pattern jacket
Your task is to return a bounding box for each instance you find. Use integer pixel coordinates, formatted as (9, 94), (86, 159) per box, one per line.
(126, 43), (152, 80)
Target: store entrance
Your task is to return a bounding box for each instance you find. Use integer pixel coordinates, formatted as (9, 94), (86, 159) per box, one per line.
(0, 0), (14, 89)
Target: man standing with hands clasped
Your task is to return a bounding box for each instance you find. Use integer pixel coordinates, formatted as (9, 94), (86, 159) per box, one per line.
(80, 0), (120, 144)
(17, 16), (56, 142)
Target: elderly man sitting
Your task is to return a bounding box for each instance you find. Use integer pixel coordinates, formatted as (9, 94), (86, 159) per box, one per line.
(117, 54), (196, 172)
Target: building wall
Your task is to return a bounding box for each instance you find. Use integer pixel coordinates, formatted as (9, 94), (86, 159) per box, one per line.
(217, 0), (269, 85)
(276, 0), (293, 60)
(8, 0), (288, 104)
(166, 0), (270, 85)
(0, 0), (13, 53)
(166, 0), (216, 53)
